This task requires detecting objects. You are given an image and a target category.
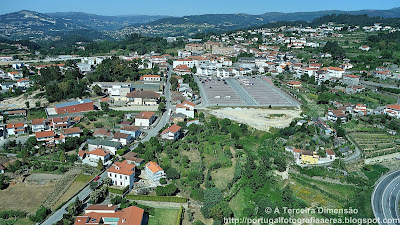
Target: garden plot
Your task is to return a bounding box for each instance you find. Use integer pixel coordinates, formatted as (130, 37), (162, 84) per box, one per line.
(349, 132), (399, 158)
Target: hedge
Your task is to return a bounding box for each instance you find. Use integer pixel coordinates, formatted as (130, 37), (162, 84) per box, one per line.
(176, 206), (184, 225)
(108, 185), (129, 195)
(125, 194), (187, 203)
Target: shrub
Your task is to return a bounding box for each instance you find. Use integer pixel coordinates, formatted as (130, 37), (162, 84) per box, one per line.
(125, 194), (187, 203)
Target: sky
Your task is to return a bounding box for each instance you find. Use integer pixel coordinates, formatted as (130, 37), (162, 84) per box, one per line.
(0, 0), (399, 16)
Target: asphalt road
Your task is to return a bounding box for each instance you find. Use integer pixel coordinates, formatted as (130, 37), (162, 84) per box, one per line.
(372, 170), (400, 225)
(41, 171), (107, 225)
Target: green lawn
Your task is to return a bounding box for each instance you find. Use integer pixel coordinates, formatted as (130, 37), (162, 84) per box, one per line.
(27, 108), (47, 120)
(148, 208), (180, 225)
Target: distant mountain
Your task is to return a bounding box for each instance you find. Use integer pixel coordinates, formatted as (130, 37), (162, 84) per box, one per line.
(0, 10), (87, 39)
(45, 12), (170, 30)
(144, 7), (400, 28)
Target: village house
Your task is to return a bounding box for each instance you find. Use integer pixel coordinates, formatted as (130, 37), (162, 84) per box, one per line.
(107, 160), (136, 190)
(51, 117), (70, 130)
(173, 64), (191, 75)
(145, 161), (166, 183)
(16, 78), (31, 88)
(286, 81), (302, 89)
(35, 130), (56, 142)
(79, 149), (111, 166)
(63, 127), (81, 138)
(122, 152), (145, 166)
(384, 104), (400, 119)
(6, 122), (26, 136)
(134, 111), (156, 127)
(31, 118), (47, 133)
(161, 124), (182, 140)
(140, 75), (161, 82)
(126, 90), (160, 106)
(175, 100), (195, 118)
(112, 132), (133, 146)
(74, 205), (144, 225)
(87, 139), (122, 155)
(120, 126), (141, 139)
(93, 129), (113, 138)
(342, 74), (360, 86)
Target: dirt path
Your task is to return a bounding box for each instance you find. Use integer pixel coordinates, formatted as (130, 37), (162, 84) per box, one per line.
(208, 107), (302, 131)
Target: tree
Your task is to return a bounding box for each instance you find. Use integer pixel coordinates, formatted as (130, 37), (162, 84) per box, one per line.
(158, 102), (166, 112)
(68, 197), (82, 216)
(100, 102), (110, 112)
(35, 101), (41, 108)
(25, 101), (29, 109)
(103, 177), (113, 186)
(97, 159), (103, 170)
(210, 201), (233, 222)
(159, 178), (167, 185)
(93, 85), (103, 96)
(60, 151), (66, 162)
(29, 206), (51, 222)
(0, 175), (7, 190)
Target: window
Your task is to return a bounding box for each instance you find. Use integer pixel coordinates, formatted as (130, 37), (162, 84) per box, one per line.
(120, 182), (122, 185)
(125, 176), (127, 180)
(120, 175), (122, 179)
(114, 174), (116, 178)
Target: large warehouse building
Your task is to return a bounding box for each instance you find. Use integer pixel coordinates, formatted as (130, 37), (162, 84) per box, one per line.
(54, 99), (94, 114)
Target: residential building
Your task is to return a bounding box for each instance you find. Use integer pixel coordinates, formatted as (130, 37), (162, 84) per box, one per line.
(140, 75), (161, 82)
(145, 161), (166, 183)
(161, 124), (182, 140)
(6, 122), (26, 136)
(134, 111), (156, 127)
(120, 126), (141, 139)
(35, 130), (56, 142)
(51, 117), (70, 130)
(122, 152), (145, 166)
(286, 81), (302, 89)
(342, 74), (360, 86)
(112, 132), (132, 146)
(326, 149), (336, 160)
(63, 127), (81, 138)
(16, 78), (31, 88)
(74, 205), (144, 225)
(80, 149), (111, 166)
(175, 101), (195, 118)
(384, 104), (400, 119)
(87, 139), (122, 155)
(31, 118), (47, 132)
(107, 160), (135, 190)
(126, 90), (160, 106)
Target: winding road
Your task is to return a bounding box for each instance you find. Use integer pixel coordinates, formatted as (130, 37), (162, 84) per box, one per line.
(372, 170), (400, 225)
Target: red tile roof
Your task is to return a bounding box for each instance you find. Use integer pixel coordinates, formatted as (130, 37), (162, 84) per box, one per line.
(107, 160), (135, 176)
(6, 122), (24, 129)
(386, 104), (400, 111)
(35, 130), (55, 138)
(32, 118), (46, 125)
(145, 161), (163, 174)
(161, 124), (181, 135)
(135, 111), (155, 120)
(88, 149), (110, 157)
(63, 127), (81, 135)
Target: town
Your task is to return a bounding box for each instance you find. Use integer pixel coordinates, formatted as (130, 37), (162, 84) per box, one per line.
(0, 5), (400, 225)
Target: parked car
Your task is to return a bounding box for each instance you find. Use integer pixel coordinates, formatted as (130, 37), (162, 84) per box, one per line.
(94, 176), (100, 181)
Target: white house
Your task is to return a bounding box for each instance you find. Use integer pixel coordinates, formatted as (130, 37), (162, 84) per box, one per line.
(140, 75), (161, 82)
(63, 127), (81, 138)
(173, 58), (195, 68)
(160, 124), (181, 140)
(6, 122), (26, 136)
(135, 111), (156, 127)
(80, 149), (111, 166)
(120, 126), (141, 139)
(326, 67), (345, 79)
(31, 118), (47, 133)
(384, 104), (400, 119)
(359, 45), (371, 51)
(175, 101), (195, 118)
(16, 78), (31, 88)
(112, 132), (132, 146)
(145, 161), (166, 183)
(35, 130), (56, 142)
(87, 139), (122, 155)
(107, 160), (135, 190)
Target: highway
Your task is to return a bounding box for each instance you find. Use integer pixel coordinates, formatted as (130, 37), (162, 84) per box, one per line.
(372, 170), (400, 225)
(42, 66), (172, 225)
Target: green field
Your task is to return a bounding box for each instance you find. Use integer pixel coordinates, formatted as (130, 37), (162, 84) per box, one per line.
(148, 208), (181, 225)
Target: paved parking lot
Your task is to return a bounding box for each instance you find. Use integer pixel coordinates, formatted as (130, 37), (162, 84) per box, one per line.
(196, 75), (300, 107)
(198, 77), (245, 106)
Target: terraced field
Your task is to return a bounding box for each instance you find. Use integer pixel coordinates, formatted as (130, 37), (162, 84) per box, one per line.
(349, 132), (400, 158)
